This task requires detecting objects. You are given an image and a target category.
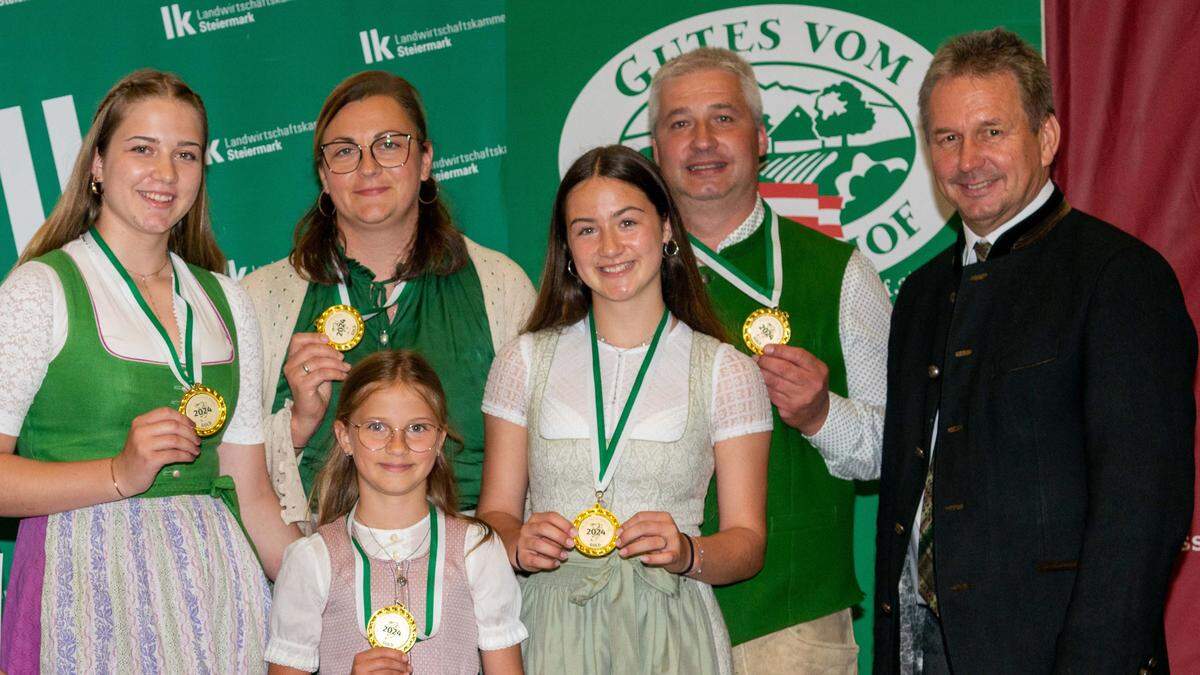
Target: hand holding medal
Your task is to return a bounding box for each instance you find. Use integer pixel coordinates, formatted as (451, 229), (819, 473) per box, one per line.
(756, 343), (833, 436)
(111, 407), (202, 497)
(350, 647), (412, 674)
(513, 511), (577, 571)
(615, 511), (694, 573)
(283, 332), (352, 446)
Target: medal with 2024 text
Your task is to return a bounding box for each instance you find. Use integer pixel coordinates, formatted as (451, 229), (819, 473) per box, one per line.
(89, 229), (227, 437)
(319, 269), (411, 350)
(350, 503), (445, 652)
(573, 308), (670, 557)
(688, 206), (792, 354)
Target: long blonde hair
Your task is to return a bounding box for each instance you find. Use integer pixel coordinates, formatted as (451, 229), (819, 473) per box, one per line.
(313, 350), (492, 546)
(18, 68), (225, 271)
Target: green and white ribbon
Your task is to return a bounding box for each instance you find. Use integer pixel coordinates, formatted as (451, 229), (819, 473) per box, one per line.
(336, 269), (409, 321)
(687, 207), (783, 308)
(588, 307), (670, 493)
(87, 229), (203, 391)
(348, 502), (444, 642)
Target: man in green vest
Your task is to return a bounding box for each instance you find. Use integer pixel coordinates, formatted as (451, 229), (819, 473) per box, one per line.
(650, 47), (891, 674)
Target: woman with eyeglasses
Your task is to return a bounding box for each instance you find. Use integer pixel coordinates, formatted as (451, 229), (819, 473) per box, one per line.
(243, 71), (534, 528)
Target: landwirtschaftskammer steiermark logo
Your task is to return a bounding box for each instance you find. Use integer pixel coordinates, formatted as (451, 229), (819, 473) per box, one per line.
(559, 5), (952, 284)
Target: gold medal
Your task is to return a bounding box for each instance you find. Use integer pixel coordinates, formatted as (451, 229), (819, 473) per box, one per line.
(178, 384), (227, 437)
(742, 307), (791, 355)
(316, 304), (365, 351)
(572, 502), (620, 557)
(366, 603), (418, 652)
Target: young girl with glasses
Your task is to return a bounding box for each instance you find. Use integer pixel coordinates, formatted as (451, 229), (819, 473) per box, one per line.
(266, 350), (526, 674)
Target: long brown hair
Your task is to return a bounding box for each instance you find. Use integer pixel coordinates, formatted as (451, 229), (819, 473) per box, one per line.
(524, 144), (728, 341)
(18, 69), (224, 271)
(290, 71), (467, 284)
(314, 350), (492, 545)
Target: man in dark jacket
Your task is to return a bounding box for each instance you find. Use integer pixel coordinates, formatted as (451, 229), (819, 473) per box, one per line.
(874, 28), (1196, 674)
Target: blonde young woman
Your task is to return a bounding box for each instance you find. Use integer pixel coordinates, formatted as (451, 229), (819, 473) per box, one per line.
(0, 69), (299, 672)
(243, 71), (533, 526)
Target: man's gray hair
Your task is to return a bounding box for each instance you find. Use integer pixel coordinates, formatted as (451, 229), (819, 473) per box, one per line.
(918, 27), (1055, 138)
(648, 47), (763, 136)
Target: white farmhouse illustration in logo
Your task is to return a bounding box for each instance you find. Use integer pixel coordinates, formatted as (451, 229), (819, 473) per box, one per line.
(560, 5), (951, 275)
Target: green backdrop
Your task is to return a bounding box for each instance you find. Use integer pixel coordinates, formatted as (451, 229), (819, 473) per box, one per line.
(0, 0), (1039, 669)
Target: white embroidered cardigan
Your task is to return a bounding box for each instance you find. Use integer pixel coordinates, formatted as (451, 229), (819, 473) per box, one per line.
(242, 237), (535, 526)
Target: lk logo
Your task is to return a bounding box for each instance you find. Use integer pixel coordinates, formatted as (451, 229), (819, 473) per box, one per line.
(161, 4), (197, 40)
(359, 29), (395, 64)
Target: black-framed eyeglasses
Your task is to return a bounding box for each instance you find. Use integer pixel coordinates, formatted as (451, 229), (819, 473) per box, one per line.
(319, 133), (418, 174)
(349, 419), (444, 453)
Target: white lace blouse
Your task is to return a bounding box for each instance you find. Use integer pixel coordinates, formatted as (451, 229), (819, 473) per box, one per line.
(482, 317), (772, 448)
(0, 236), (263, 444)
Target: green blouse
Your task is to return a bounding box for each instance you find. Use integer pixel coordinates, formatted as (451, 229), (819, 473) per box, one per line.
(271, 255), (495, 509)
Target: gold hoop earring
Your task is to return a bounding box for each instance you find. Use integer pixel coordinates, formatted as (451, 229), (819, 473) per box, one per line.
(89, 177), (103, 196)
(418, 180), (439, 205)
(317, 192), (334, 217)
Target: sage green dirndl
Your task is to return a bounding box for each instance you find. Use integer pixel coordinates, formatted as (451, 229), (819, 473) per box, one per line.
(519, 328), (730, 675)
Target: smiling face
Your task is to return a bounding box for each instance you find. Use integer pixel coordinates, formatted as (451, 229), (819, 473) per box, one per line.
(334, 382), (443, 503)
(90, 96), (204, 239)
(651, 68), (767, 212)
(565, 176), (671, 309)
(927, 72), (1060, 237)
(318, 95), (432, 234)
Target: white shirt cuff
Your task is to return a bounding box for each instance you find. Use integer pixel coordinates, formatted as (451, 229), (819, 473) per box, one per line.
(264, 638), (319, 672)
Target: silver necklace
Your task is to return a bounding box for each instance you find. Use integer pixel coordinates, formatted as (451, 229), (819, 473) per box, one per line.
(363, 519), (431, 602)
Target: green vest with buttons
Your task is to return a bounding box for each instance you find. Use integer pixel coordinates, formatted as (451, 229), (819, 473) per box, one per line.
(699, 204), (862, 644)
(19, 249), (240, 502)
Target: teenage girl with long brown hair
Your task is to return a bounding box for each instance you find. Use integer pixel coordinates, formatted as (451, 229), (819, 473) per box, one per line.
(477, 145), (772, 674)
(267, 350), (525, 674)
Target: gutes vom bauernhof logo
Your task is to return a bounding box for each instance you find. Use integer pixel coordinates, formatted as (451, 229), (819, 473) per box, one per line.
(559, 5), (953, 289)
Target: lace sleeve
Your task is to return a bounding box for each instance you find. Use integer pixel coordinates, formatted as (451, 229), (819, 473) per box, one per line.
(710, 344), (774, 444)
(0, 262), (64, 436)
(481, 334), (532, 428)
(805, 249), (889, 480)
(217, 276), (265, 445)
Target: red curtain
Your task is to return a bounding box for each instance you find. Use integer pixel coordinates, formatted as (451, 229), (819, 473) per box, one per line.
(1046, 1), (1200, 670)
